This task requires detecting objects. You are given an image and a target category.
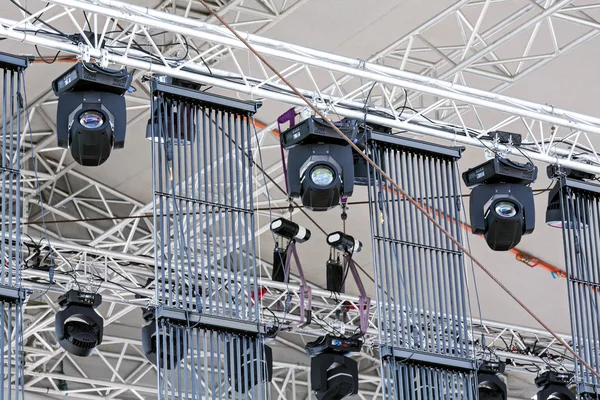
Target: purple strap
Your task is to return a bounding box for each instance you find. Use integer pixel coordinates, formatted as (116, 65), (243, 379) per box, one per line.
(346, 256), (371, 335)
(284, 241), (312, 326)
(277, 108), (296, 196)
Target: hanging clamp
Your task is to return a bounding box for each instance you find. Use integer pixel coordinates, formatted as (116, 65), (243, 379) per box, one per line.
(77, 43), (91, 63)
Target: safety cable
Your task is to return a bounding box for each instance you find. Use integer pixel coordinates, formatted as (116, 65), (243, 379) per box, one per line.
(196, 0), (600, 380)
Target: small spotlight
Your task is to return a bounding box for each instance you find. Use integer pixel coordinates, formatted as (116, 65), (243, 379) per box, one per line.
(535, 371), (575, 400)
(270, 218), (311, 243)
(52, 62), (132, 166)
(54, 290), (103, 357)
(141, 309), (185, 370)
(327, 232), (362, 254)
(463, 156), (537, 251)
(281, 117), (355, 211)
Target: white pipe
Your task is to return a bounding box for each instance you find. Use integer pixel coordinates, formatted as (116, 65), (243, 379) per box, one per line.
(2, 18), (600, 173)
(38, 0), (600, 130)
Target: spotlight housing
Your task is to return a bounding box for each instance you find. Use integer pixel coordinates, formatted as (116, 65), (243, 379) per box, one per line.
(225, 339), (273, 393)
(478, 361), (507, 400)
(53, 62), (132, 166)
(545, 166), (594, 229)
(270, 218), (311, 243)
(141, 308), (185, 370)
(463, 157), (537, 251)
(281, 117), (355, 211)
(327, 232), (362, 254)
(535, 371), (575, 400)
(305, 335), (362, 400)
(545, 184), (590, 229)
(55, 290), (103, 357)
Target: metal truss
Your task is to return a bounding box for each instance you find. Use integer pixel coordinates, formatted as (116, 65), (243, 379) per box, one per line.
(3, 0), (600, 173)
(1, 0), (597, 396)
(18, 233), (578, 370)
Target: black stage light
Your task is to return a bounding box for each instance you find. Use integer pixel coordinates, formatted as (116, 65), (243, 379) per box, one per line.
(52, 62), (133, 166)
(463, 156), (537, 251)
(145, 96), (196, 145)
(55, 290), (103, 357)
(478, 361), (507, 400)
(535, 371), (575, 400)
(545, 166), (593, 229)
(311, 353), (358, 400)
(141, 308), (185, 370)
(270, 218), (311, 243)
(326, 257), (344, 293)
(281, 117), (355, 211)
(327, 232), (362, 254)
(305, 335), (362, 400)
(225, 339), (273, 393)
(544, 184), (590, 229)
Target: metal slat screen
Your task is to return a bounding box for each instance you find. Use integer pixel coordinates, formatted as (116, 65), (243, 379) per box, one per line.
(150, 86), (268, 399)
(155, 324), (268, 399)
(557, 180), (600, 393)
(1, 62), (26, 398)
(367, 140), (476, 399)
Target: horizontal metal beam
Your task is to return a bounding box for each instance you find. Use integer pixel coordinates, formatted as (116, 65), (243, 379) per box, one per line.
(3, 1), (600, 173)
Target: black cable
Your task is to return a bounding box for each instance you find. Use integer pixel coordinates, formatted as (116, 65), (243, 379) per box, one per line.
(395, 88), (408, 119)
(34, 43), (61, 64)
(83, 11), (91, 31)
(9, 0), (71, 40)
(533, 181), (553, 196)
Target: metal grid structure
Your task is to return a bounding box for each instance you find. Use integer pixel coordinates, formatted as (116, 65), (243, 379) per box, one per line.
(13, 233), (581, 398)
(367, 136), (475, 399)
(4, 0), (600, 173)
(148, 81), (269, 399)
(555, 178), (600, 396)
(1, 0), (600, 397)
(0, 53), (30, 399)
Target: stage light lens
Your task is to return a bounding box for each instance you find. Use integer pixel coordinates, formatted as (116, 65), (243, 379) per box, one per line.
(311, 166), (335, 187)
(79, 111), (104, 129)
(494, 201), (517, 218)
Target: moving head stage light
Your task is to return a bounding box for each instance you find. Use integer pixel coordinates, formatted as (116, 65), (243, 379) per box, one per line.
(545, 165), (594, 229)
(478, 361), (507, 400)
(52, 62), (133, 166)
(281, 117), (390, 211)
(55, 290), (103, 357)
(463, 156), (537, 251)
(535, 371), (575, 400)
(141, 308), (185, 370)
(306, 335), (362, 400)
(225, 338), (273, 393)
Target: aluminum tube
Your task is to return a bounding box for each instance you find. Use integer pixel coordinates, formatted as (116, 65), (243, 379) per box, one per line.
(1, 24), (599, 174)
